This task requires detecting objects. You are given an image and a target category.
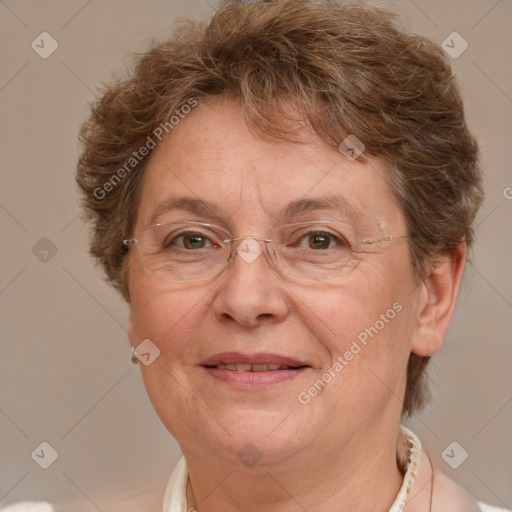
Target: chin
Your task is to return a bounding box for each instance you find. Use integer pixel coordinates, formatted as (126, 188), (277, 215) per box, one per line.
(200, 407), (316, 464)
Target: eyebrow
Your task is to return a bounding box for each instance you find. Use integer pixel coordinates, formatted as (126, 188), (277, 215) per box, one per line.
(149, 197), (224, 226)
(148, 195), (365, 226)
(281, 196), (364, 221)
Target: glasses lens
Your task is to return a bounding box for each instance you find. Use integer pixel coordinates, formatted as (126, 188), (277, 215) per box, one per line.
(136, 222), (229, 282)
(274, 222), (358, 281)
(131, 221), (394, 283)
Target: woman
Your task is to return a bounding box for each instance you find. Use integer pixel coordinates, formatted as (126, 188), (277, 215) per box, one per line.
(70, 1), (507, 511)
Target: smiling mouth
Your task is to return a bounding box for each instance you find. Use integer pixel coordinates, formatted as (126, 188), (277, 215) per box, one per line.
(201, 352), (311, 387)
(206, 363), (308, 372)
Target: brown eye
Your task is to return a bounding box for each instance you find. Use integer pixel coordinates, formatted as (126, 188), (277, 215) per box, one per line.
(182, 233), (207, 249)
(163, 231), (213, 250)
(301, 231), (348, 250)
(308, 233), (332, 250)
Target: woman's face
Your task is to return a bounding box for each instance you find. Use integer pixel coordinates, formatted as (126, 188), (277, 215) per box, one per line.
(127, 98), (423, 464)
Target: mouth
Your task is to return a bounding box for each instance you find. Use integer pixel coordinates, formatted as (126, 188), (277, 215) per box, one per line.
(201, 352), (311, 388)
(207, 363), (306, 371)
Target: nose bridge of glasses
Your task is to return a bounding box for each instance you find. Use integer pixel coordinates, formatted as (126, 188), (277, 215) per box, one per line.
(224, 236), (277, 266)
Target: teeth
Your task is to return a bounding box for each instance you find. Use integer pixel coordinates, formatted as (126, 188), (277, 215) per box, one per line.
(214, 363), (294, 371)
(252, 364), (269, 372)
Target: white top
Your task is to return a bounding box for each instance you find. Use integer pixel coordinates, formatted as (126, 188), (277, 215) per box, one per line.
(161, 426), (509, 512)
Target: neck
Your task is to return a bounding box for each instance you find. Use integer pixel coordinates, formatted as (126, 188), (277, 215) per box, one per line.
(184, 423), (404, 512)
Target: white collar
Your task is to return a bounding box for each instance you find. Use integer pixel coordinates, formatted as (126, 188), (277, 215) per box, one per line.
(162, 425), (422, 512)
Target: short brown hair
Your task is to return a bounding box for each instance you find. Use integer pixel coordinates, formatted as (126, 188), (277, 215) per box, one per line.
(76, 0), (483, 416)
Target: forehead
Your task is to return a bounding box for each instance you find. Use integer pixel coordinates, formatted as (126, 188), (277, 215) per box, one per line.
(134, 98), (405, 233)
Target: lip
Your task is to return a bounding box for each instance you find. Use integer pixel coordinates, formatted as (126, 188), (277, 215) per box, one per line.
(201, 352), (311, 390)
(201, 351), (308, 367)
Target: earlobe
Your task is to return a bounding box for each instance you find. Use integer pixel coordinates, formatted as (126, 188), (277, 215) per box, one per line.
(128, 313), (139, 364)
(410, 244), (467, 357)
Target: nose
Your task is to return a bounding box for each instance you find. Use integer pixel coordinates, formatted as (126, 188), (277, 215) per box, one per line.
(212, 238), (291, 328)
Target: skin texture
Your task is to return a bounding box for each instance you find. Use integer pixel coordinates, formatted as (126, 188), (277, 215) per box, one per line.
(127, 98), (468, 511)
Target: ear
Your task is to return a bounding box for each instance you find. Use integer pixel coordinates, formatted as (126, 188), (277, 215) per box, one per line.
(410, 243), (467, 357)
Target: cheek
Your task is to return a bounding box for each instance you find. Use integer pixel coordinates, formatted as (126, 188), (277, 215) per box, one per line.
(295, 259), (416, 390)
(298, 270), (399, 351)
(128, 265), (212, 357)
(128, 272), (216, 436)
(298, 288), (412, 422)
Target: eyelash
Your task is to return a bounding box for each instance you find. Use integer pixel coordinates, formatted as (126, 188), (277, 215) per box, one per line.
(164, 231), (217, 249)
(165, 229), (350, 250)
(294, 231), (349, 250)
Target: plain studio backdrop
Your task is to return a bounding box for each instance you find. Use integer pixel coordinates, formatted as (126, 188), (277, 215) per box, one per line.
(0, 1), (510, 510)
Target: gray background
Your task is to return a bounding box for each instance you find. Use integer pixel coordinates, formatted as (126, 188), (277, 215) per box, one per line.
(0, 0), (510, 510)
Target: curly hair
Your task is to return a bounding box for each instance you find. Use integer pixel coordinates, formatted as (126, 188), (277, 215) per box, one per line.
(76, 0), (483, 416)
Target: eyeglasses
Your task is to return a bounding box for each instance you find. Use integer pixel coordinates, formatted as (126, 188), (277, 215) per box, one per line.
(123, 221), (406, 283)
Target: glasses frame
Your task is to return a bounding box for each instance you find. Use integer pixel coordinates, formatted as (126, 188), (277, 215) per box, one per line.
(123, 220), (406, 284)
